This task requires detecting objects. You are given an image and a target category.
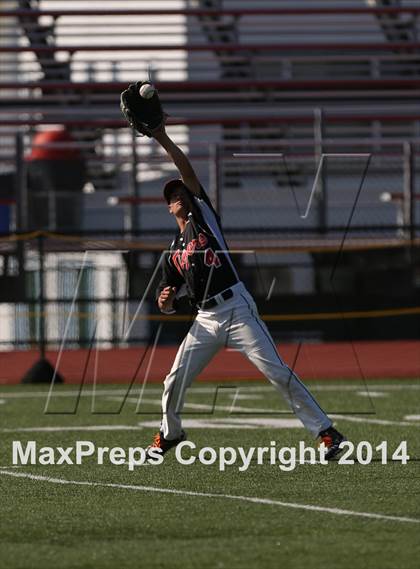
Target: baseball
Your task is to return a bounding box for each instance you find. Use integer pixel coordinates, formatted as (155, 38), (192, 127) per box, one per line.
(139, 83), (155, 99)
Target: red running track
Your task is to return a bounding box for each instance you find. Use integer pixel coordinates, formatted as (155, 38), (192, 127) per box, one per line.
(0, 340), (419, 384)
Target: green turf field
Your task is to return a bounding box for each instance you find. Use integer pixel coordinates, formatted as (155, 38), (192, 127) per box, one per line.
(0, 379), (419, 569)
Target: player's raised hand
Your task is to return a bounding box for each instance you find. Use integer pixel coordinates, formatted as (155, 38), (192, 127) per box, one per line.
(150, 112), (168, 139)
(158, 286), (177, 312)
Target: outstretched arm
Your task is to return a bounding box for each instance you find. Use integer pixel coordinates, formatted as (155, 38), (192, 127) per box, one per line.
(152, 124), (201, 196)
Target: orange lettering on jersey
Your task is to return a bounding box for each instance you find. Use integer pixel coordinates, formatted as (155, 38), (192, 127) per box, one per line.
(172, 232), (212, 273)
(204, 248), (221, 268)
(172, 250), (183, 274)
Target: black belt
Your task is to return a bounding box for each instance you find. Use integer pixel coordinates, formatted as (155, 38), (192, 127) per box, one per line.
(199, 288), (234, 309)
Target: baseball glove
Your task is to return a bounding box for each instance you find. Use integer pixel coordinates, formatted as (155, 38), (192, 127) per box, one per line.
(120, 81), (165, 137)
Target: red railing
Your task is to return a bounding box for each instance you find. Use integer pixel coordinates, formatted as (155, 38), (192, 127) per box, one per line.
(2, 42), (420, 54)
(2, 78), (420, 89)
(3, 113), (420, 127)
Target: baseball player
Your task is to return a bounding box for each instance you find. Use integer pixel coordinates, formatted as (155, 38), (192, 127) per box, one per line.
(120, 82), (346, 460)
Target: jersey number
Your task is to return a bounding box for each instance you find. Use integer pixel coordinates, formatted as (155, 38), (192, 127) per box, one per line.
(204, 248), (221, 268)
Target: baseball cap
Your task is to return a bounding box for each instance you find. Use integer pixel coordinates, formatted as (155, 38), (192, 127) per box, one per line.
(163, 178), (187, 203)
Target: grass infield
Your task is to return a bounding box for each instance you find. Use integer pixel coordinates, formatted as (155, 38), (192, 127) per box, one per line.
(0, 379), (419, 569)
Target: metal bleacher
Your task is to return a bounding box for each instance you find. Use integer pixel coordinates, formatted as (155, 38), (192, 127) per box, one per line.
(0, 0), (420, 236)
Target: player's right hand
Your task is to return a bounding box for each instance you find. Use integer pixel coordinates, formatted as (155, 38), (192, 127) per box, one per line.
(158, 286), (177, 312)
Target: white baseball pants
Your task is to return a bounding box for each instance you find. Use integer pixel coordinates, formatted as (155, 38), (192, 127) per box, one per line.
(160, 282), (332, 439)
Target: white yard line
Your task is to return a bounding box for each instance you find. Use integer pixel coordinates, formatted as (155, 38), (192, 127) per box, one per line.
(310, 384), (420, 392)
(50, 393), (420, 428)
(109, 396), (277, 414)
(0, 425), (142, 433)
(0, 469), (418, 525)
(0, 418), (303, 433)
(0, 388), (271, 399)
(356, 391), (388, 398)
(0, 383), (419, 399)
(331, 415), (420, 427)
(1, 413), (419, 434)
(138, 418), (303, 430)
(0, 389), (138, 399)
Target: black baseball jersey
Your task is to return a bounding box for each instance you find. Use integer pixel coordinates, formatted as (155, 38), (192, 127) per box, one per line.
(156, 185), (240, 308)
